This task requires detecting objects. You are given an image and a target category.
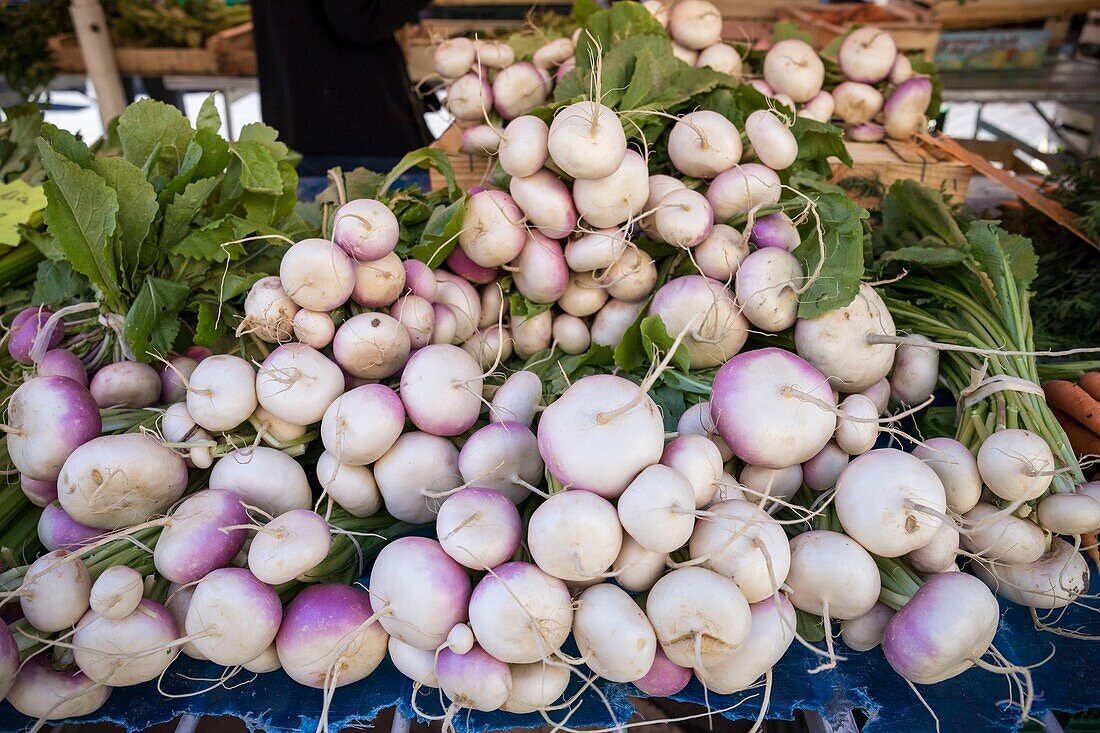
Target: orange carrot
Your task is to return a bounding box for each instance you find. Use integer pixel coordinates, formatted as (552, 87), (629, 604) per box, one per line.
(1080, 372), (1100, 403)
(1044, 380), (1100, 435)
(1051, 407), (1100, 456)
(1082, 531), (1100, 569)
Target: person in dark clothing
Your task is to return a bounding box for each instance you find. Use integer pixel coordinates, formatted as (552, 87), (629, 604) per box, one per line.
(250, 0), (432, 163)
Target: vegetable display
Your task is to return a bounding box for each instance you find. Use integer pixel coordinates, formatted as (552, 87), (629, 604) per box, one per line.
(0, 2), (1097, 731)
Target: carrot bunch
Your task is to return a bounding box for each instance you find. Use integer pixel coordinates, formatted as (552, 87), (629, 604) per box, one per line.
(1044, 374), (1100, 459)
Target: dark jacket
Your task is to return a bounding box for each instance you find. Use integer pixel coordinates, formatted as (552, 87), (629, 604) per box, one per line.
(250, 0), (432, 157)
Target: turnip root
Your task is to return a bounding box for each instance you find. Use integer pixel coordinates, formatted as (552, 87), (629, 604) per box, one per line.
(279, 238), (356, 311)
(698, 595), (795, 694)
(677, 400), (733, 461)
(388, 638), (438, 687)
(293, 309), (335, 349)
(834, 393), (879, 456)
(907, 521), (960, 574)
(786, 530), (880, 621)
(974, 538), (1089, 609)
(332, 312), (410, 380)
(573, 583), (658, 683)
(648, 567), (751, 667)
(706, 163), (782, 221)
(243, 644), (281, 674)
(315, 453), (381, 518)
(889, 54), (914, 85)
(672, 42), (699, 66)
(437, 488), (522, 569)
(547, 101), (627, 180)
(459, 190), (527, 268)
(976, 429), (1053, 502)
(590, 298), (645, 347)
(598, 247), (658, 301)
(21, 475), (57, 507)
(912, 437), (981, 514)
(889, 333), (939, 404)
(38, 502), (99, 551)
(404, 260), (436, 301)
(501, 662), (571, 713)
(154, 489), (248, 584)
(400, 343), (482, 436)
(468, 561), (573, 663)
(435, 36), (475, 78)
(209, 446), (311, 516)
(39, 348), (88, 386)
(158, 355), (198, 404)
(847, 122), (886, 143)
(475, 39), (514, 69)
(689, 499), (791, 603)
(617, 464), (696, 553)
(696, 43), (742, 76)
(634, 647), (692, 697)
(437, 644), (512, 712)
(764, 39), (825, 103)
(669, 0), (722, 50)
(390, 295), (435, 350)
(533, 37), (573, 70)
(739, 464), (803, 504)
(839, 26), (898, 84)
(528, 490), (623, 581)
(461, 124), (501, 156)
(745, 110), (798, 170)
(185, 354), (257, 432)
(8, 307), (60, 364)
(512, 232), (569, 304)
(734, 247), (802, 332)
(694, 223), (749, 282)
(661, 434), (723, 508)
(7, 657), (111, 720)
(493, 63), (549, 120)
(20, 549), (92, 632)
(750, 212), (800, 251)
(249, 405), (305, 445)
(574, 150), (649, 228)
(435, 270), (482, 341)
(510, 169), (578, 240)
(1036, 492), (1100, 535)
(488, 370), (541, 426)
(668, 111), (742, 179)
(884, 76), (934, 140)
(89, 565), (143, 620)
(6, 376), (101, 481)
(841, 602), (894, 652)
(248, 509), (331, 585)
(613, 535), (668, 593)
(73, 600), (179, 686)
(498, 115), (549, 178)
(321, 384), (404, 466)
(833, 82), (885, 125)
(654, 188), (713, 248)
(351, 251), (406, 308)
(187, 568), (282, 666)
(648, 275), (748, 368)
(447, 73), (493, 121)
(458, 420), (543, 503)
(89, 361), (160, 409)
(961, 503), (1045, 565)
(559, 271), (610, 317)
(256, 343), (344, 426)
(799, 91), (835, 123)
(553, 314), (590, 354)
(333, 199), (399, 262)
(374, 432), (459, 523)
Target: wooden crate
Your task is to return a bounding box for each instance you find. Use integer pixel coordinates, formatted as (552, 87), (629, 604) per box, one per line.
(429, 124), (495, 192)
(915, 0), (1100, 30)
(831, 140), (973, 204)
(779, 2), (940, 59)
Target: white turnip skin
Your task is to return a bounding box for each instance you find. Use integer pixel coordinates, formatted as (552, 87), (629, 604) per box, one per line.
(210, 446), (312, 516)
(333, 199), (400, 262)
(154, 489), (248, 584)
(537, 374), (664, 498)
(711, 348), (837, 469)
(57, 434), (188, 530)
(889, 333), (939, 405)
(834, 393), (879, 456)
(907, 521), (960, 574)
(468, 561), (573, 663)
(370, 536), (472, 651)
(186, 354), (258, 432)
(374, 432), (460, 523)
(437, 644), (512, 712)
(528, 490), (623, 581)
(677, 400), (733, 461)
(799, 90), (835, 123)
(391, 295), (435, 350)
(698, 595), (795, 694)
(243, 643), (281, 674)
(533, 37), (573, 70)
(634, 647), (692, 697)
(884, 76), (934, 140)
(750, 212), (800, 251)
(590, 298), (645, 347)
(835, 448), (946, 557)
(559, 271), (609, 317)
(475, 39), (514, 69)
(436, 270), (483, 341)
(165, 583), (205, 659)
(388, 637), (439, 687)
(38, 502), (99, 552)
(459, 420), (544, 504)
(794, 283), (897, 393)
(489, 370), (541, 426)
(690, 499), (791, 603)
(280, 238), (356, 311)
(547, 101), (628, 180)
(745, 110), (798, 170)
(912, 437), (981, 514)
(404, 259), (437, 301)
(846, 123), (886, 143)
(833, 82), (885, 125)
(839, 26), (898, 84)
(961, 503), (1046, 566)
(321, 384), (404, 466)
(513, 232), (569, 304)
(73, 600), (179, 686)
(693, 223), (749, 282)
(293, 309), (335, 349)
(646, 174), (687, 219)
(316, 452), (382, 517)
(159, 355), (198, 404)
(861, 376), (891, 414)
(400, 343), (483, 436)
(553, 314), (591, 354)
(764, 39), (825, 103)
(734, 246), (802, 333)
(437, 488), (522, 569)
(613, 534), (668, 592)
(661, 434), (723, 509)
(740, 464), (803, 505)
(668, 111), (743, 179)
(447, 623), (475, 655)
(1036, 492), (1100, 535)
(511, 310), (553, 360)
(276, 584), (388, 688)
(89, 362), (160, 408)
(648, 567), (752, 667)
(787, 530), (881, 622)
(574, 583), (658, 683)
(20, 549), (92, 632)
(696, 43), (742, 76)
(6, 376), (102, 482)
(510, 168), (578, 240)
(618, 464), (696, 553)
(706, 163), (782, 221)
(669, 0), (722, 49)
(461, 124), (501, 156)
(435, 36), (476, 79)
(803, 441), (849, 491)
(977, 429), (1054, 502)
(446, 246), (497, 285)
(501, 662), (571, 714)
(447, 73), (493, 121)
(574, 150), (650, 229)
(89, 565), (143, 620)
(889, 53), (914, 85)
(256, 343), (344, 426)
(649, 275), (749, 369)
(493, 63), (549, 120)
(883, 572), (998, 684)
(38, 348), (88, 386)
(432, 304), (458, 345)
(841, 602), (894, 652)
(672, 41), (700, 65)
(974, 538), (1089, 609)
(459, 189), (527, 268)
(7, 657), (112, 720)
(351, 251), (406, 308)
(749, 79), (774, 97)
(498, 115), (549, 178)
(654, 188), (714, 248)
(249, 405), (305, 445)
(332, 312), (411, 380)
(248, 509), (332, 585)
(186, 568), (282, 666)
(599, 247), (658, 302)
(20, 476), (56, 507)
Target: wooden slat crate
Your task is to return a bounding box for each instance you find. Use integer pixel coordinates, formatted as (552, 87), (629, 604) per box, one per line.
(914, 0), (1100, 30)
(778, 2), (940, 59)
(831, 140), (973, 205)
(429, 124), (495, 192)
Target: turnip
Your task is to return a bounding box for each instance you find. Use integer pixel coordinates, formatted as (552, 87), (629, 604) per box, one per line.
(634, 647), (692, 697)
(711, 348), (836, 469)
(493, 63), (549, 120)
(799, 91), (835, 123)
(698, 595), (795, 694)
(248, 509), (331, 584)
(38, 348), (87, 386)
(432, 304), (458, 345)
(547, 101), (627, 180)
(447, 73), (493, 121)
(437, 488), (522, 570)
(707, 163), (782, 221)
(617, 464), (696, 553)
(552, 314), (590, 354)
(0, 623), (15, 700)
(88, 361), (160, 408)
(513, 232), (569, 304)
(590, 298), (645, 347)
(8, 307), (61, 364)
(696, 43), (742, 76)
(613, 535), (668, 592)
(38, 502), (99, 551)
(510, 168), (578, 240)
(572, 583), (658, 683)
(839, 26), (898, 84)
(186, 567), (282, 666)
(435, 36), (475, 78)
(749, 79), (774, 97)
(556, 56), (576, 81)
(669, 0), (722, 50)
(528, 490), (623, 581)
(802, 441), (849, 491)
(391, 294), (435, 350)
(739, 464), (803, 505)
(320, 384), (404, 466)
(786, 530), (880, 622)
(332, 312), (411, 380)
(1036, 492), (1100, 535)
(847, 123), (886, 143)
(388, 637), (439, 687)
(660, 434), (722, 508)
(672, 41), (700, 66)
(89, 565), (143, 620)
(574, 150), (649, 228)
(841, 602), (894, 652)
(5, 376), (101, 481)
(158, 355), (198, 404)
(489, 370), (541, 426)
(861, 377), (891, 413)
(243, 643), (281, 674)
(461, 124), (501, 156)
(437, 644), (512, 712)
(400, 343), (483, 436)
(369, 536), (471, 650)
(833, 82), (884, 125)
(889, 333), (939, 405)
(351, 251), (406, 307)
(750, 212), (799, 251)
(763, 39), (825, 103)
(694, 224), (749, 282)
(961, 503), (1046, 566)
(912, 437), (981, 514)
(315, 453), (381, 517)
(889, 53), (914, 85)
(559, 271), (609, 317)
(794, 283), (897, 393)
(250, 405), (306, 445)
(20, 475), (57, 507)
(689, 499), (791, 603)
(538, 374), (664, 497)
(834, 394), (879, 455)
(654, 188), (713, 248)
(19, 549), (92, 632)
(745, 110), (798, 170)
(677, 400), (733, 461)
(374, 432), (460, 523)
(976, 428), (1053, 502)
(511, 310), (552, 359)
(668, 111), (742, 179)
(292, 309), (335, 349)
(435, 269), (482, 341)
(533, 37), (573, 70)
(154, 489), (248, 584)
(598, 247), (658, 301)
(501, 662), (571, 713)
(884, 76), (933, 141)
(209, 446), (311, 516)
(447, 623), (475, 655)
(642, 0), (670, 27)
(974, 538), (1089, 609)
(647, 567), (751, 667)
(404, 259), (437, 301)
(73, 600), (178, 686)
(255, 343), (344, 426)
(7, 657), (112, 720)
(734, 247), (802, 332)
(185, 354), (257, 432)
(164, 583), (205, 660)
(279, 238), (356, 311)
(333, 199), (399, 262)
(650, 276), (748, 368)
(907, 521), (960, 574)
(468, 561), (573, 663)
(475, 39), (514, 69)
(497, 115), (549, 178)
(458, 421), (543, 503)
